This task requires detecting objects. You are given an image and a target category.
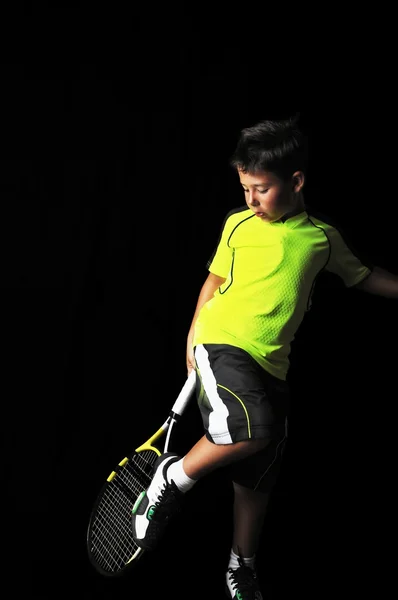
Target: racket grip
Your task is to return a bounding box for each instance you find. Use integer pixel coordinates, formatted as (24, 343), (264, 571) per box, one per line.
(171, 369), (196, 416)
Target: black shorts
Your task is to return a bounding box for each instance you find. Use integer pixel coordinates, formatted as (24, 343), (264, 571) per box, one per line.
(194, 343), (290, 492)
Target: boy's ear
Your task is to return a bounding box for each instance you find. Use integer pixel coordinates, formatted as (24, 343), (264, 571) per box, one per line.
(292, 171), (305, 192)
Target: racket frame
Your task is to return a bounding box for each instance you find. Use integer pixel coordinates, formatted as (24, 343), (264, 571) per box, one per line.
(86, 370), (196, 576)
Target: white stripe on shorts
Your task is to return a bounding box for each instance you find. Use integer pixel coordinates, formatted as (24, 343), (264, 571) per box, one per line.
(195, 344), (233, 444)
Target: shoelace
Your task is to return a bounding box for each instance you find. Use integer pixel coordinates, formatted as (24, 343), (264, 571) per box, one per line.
(228, 562), (261, 600)
(151, 481), (181, 523)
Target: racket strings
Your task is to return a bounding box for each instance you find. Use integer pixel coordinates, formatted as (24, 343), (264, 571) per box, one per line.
(88, 449), (157, 574)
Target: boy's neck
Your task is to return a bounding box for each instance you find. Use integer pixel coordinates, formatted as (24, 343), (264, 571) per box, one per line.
(281, 192), (306, 222)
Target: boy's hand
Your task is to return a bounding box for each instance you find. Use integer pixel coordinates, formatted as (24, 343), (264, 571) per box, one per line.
(186, 338), (196, 376)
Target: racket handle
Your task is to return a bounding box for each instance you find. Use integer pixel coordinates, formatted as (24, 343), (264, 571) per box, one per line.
(171, 369), (196, 416)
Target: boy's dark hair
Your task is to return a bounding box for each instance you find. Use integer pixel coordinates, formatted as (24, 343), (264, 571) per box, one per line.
(229, 114), (308, 181)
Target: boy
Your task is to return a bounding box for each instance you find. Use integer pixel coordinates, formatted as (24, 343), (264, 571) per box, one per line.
(132, 115), (398, 599)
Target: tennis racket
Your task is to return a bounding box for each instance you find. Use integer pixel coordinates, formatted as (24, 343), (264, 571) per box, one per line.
(86, 369), (196, 577)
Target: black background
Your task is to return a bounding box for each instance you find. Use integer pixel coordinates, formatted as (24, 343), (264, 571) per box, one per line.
(1, 10), (397, 599)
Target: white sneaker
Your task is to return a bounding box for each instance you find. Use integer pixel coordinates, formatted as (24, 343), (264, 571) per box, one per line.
(226, 559), (263, 599)
(131, 452), (183, 551)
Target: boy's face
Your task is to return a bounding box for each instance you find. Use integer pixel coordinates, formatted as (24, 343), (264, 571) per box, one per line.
(238, 169), (304, 223)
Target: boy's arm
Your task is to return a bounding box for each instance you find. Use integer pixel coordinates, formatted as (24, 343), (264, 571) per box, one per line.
(186, 272), (226, 373)
(354, 266), (398, 298)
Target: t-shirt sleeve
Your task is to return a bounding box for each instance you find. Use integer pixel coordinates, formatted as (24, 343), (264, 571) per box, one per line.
(206, 215), (234, 278)
(325, 225), (372, 287)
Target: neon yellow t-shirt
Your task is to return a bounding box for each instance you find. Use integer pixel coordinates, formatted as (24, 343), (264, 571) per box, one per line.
(193, 207), (371, 380)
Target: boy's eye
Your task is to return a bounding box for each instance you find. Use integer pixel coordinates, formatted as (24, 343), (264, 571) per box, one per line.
(242, 188), (269, 194)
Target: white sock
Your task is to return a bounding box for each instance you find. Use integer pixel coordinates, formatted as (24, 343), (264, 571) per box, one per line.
(166, 458), (197, 493)
(228, 548), (256, 571)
